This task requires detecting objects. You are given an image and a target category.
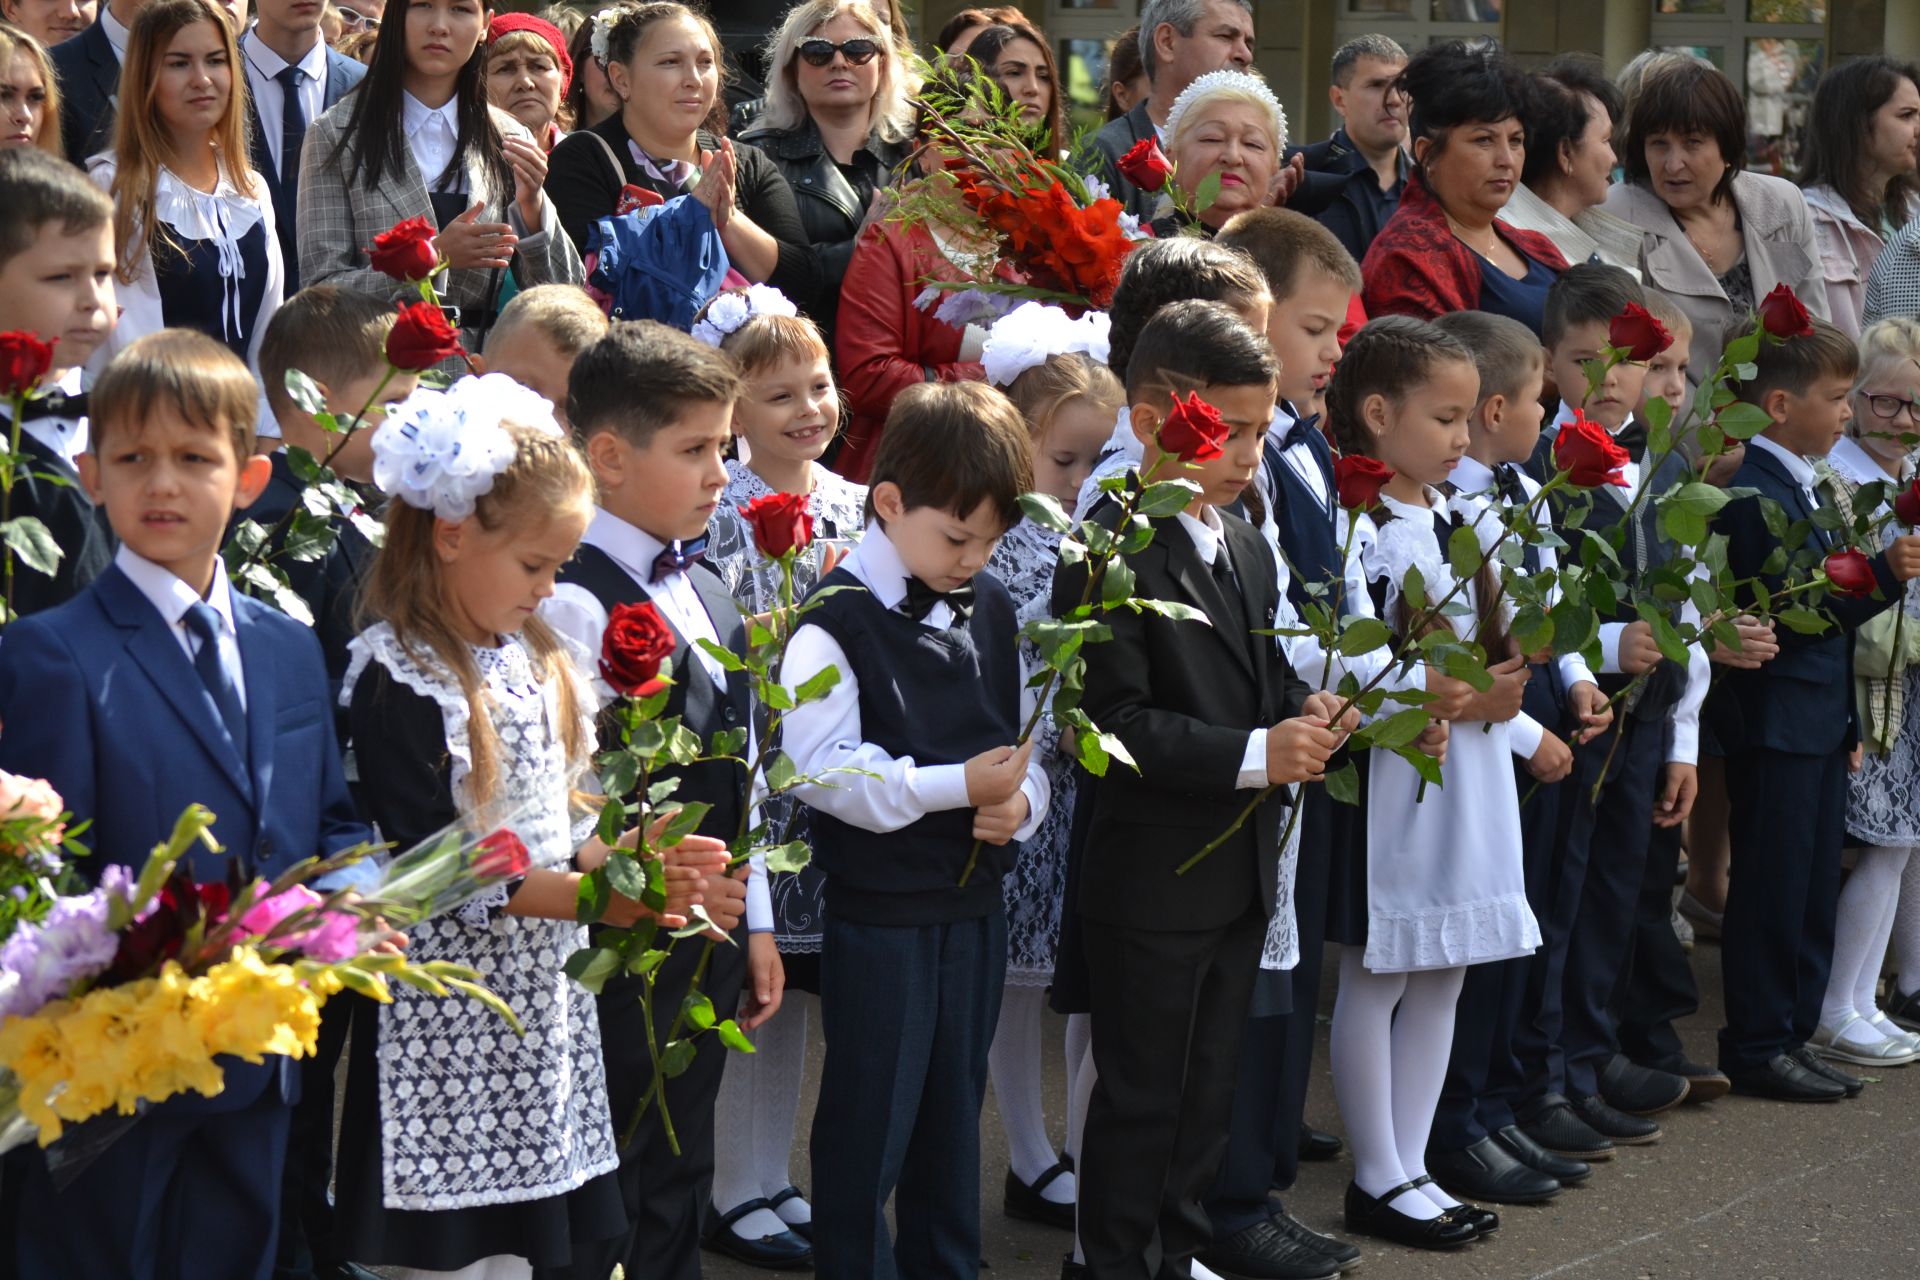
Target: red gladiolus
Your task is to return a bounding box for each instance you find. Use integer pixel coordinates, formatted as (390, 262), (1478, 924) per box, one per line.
(367, 216), (441, 284)
(739, 491), (814, 560)
(1824, 548), (1878, 599)
(0, 331), (55, 399)
(474, 830), (532, 880)
(1609, 302), (1672, 362)
(600, 601), (676, 698)
(1758, 283), (1815, 340)
(106, 870), (231, 982)
(385, 301), (464, 371)
(1894, 475), (1920, 528)
(1158, 390), (1230, 463)
(1116, 139), (1172, 192)
(1553, 411), (1631, 488)
(1333, 455), (1395, 510)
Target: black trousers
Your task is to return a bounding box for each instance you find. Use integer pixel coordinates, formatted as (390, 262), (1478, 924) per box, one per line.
(1719, 746), (1849, 1073)
(1611, 823), (1699, 1070)
(1081, 908), (1265, 1280)
(272, 994), (355, 1279)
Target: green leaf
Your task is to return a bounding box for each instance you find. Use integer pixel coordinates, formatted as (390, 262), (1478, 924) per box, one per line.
(647, 777), (682, 805)
(563, 945), (622, 995)
(1443, 647), (1495, 691)
(0, 516), (62, 576)
(1635, 602), (1690, 666)
(764, 750), (798, 794)
(716, 1019), (756, 1053)
(1075, 725), (1109, 776)
(681, 991), (717, 1031)
(793, 663), (840, 705)
(1717, 401), (1772, 441)
(1018, 491), (1073, 533)
(1663, 482), (1730, 518)
(285, 445), (326, 485)
(1447, 525), (1483, 579)
(1192, 167), (1223, 215)
(1335, 616), (1392, 657)
(1400, 565), (1427, 613)
(764, 840), (811, 874)
(1136, 478), (1201, 517)
(1366, 706), (1430, 751)
(575, 867), (610, 924)
(695, 638), (748, 672)
(1098, 730), (1138, 773)
(442, 976), (524, 1036)
(282, 509), (335, 563)
(604, 850), (647, 899)
(596, 796), (627, 846)
(660, 1038), (698, 1078)
(1398, 743), (1445, 788)
(1723, 331), (1761, 367)
(283, 368), (328, 416)
(1101, 556), (1136, 606)
(1776, 606), (1830, 636)
(1324, 758), (1359, 806)
(1132, 598), (1208, 623)
(661, 801), (712, 844)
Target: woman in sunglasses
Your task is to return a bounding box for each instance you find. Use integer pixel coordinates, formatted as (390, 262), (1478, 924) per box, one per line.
(544, 1), (818, 310)
(737, 0), (913, 349)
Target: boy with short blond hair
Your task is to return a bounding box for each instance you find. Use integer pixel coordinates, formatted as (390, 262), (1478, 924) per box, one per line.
(478, 284), (611, 431)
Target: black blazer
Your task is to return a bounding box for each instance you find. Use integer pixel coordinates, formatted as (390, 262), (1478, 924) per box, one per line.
(244, 44), (365, 293)
(1286, 128), (1405, 263)
(1057, 502), (1310, 933)
(51, 18), (117, 165)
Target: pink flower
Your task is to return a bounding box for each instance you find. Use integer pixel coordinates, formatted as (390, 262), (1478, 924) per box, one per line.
(237, 884), (360, 961)
(0, 770), (64, 856)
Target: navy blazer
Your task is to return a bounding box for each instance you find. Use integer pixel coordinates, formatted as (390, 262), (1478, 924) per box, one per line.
(244, 45), (365, 293)
(1712, 444), (1899, 757)
(51, 18), (117, 166)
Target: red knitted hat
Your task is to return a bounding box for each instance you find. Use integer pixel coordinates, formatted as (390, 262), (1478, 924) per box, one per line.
(486, 13), (574, 98)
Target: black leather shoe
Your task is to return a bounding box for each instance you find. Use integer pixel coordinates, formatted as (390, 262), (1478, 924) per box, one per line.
(1005, 1159), (1076, 1229)
(1425, 1138), (1559, 1204)
(1342, 1181), (1478, 1251)
(1410, 1177), (1499, 1237)
(702, 1198), (814, 1270)
(1570, 1093), (1661, 1144)
(1198, 1215), (1340, 1280)
(1493, 1124), (1591, 1185)
(1060, 1255), (1086, 1279)
(1791, 1046), (1865, 1097)
(1298, 1124), (1345, 1162)
(1598, 1054), (1689, 1116)
(1726, 1053), (1847, 1102)
(1271, 1209), (1361, 1271)
(1516, 1093), (1614, 1160)
(1669, 1058), (1732, 1104)
(1886, 979), (1920, 1032)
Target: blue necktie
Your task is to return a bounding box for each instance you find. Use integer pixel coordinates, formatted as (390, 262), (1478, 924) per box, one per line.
(1284, 420), (1321, 450)
(275, 64), (307, 186)
(184, 602), (248, 757)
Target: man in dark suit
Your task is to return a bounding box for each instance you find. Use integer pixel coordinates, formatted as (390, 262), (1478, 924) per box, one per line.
(49, 0), (137, 166)
(242, 0), (365, 294)
(1287, 34), (1409, 262)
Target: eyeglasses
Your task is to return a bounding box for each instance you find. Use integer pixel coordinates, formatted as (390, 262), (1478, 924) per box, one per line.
(797, 38), (881, 68)
(1864, 393), (1920, 422)
(337, 6), (379, 31)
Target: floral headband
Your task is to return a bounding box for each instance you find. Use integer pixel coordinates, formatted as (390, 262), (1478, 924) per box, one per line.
(371, 374), (563, 521)
(589, 6), (622, 65)
(691, 284), (800, 347)
(1164, 69), (1288, 152)
(981, 300), (1112, 388)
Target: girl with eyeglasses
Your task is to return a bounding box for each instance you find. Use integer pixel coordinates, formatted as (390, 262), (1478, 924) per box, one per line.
(737, 0), (913, 350)
(544, 1), (818, 311)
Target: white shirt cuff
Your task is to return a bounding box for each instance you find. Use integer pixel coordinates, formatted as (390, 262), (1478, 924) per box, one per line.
(1238, 729), (1268, 789)
(1011, 766), (1051, 844)
(1508, 711), (1544, 761)
(913, 763), (974, 814)
(1597, 622), (1626, 675)
(746, 852), (773, 933)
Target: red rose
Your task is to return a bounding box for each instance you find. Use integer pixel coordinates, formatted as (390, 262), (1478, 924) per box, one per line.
(1116, 138), (1172, 193)
(1824, 548), (1878, 599)
(1553, 410), (1631, 488)
(1895, 476), (1920, 529)
(1157, 390), (1229, 463)
(739, 491), (814, 560)
(1758, 283), (1815, 340)
(385, 301), (464, 371)
(473, 829), (531, 880)
(600, 600), (676, 698)
(1608, 302), (1672, 363)
(0, 331), (55, 399)
(1332, 454), (1395, 510)
(367, 216), (441, 284)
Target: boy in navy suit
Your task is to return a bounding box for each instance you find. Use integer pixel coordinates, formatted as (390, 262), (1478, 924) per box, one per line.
(540, 321), (764, 1280)
(0, 328), (370, 1280)
(0, 148), (117, 617)
(1715, 318), (1920, 1101)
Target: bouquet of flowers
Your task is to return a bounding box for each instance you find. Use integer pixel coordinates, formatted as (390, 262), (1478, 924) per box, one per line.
(0, 777), (519, 1169)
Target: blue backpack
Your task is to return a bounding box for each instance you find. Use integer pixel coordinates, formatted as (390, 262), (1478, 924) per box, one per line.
(585, 193), (733, 330)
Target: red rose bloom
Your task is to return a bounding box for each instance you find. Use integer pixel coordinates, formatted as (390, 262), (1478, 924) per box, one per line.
(1824, 548), (1878, 599)
(473, 829), (532, 880)
(386, 301), (464, 371)
(367, 216), (441, 284)
(0, 331), (55, 399)
(1758, 283), (1815, 340)
(1116, 139), (1172, 192)
(1157, 390), (1230, 463)
(1553, 411), (1631, 488)
(1332, 454), (1395, 510)
(1894, 476), (1920, 528)
(739, 491), (815, 560)
(1609, 302), (1672, 363)
(600, 601), (676, 697)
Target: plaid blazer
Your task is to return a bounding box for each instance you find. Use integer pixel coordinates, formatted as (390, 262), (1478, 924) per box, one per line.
(296, 100), (583, 361)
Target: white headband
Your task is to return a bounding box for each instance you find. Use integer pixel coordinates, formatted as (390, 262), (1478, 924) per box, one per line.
(1163, 69), (1288, 153)
(981, 301), (1112, 388)
(691, 284), (800, 347)
(371, 374), (564, 521)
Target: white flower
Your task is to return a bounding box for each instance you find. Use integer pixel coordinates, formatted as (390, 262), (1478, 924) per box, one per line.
(447, 372), (563, 438)
(1084, 174), (1112, 204)
(981, 300), (1112, 388)
(371, 385), (522, 521)
(691, 284), (800, 347)
(589, 7), (619, 65)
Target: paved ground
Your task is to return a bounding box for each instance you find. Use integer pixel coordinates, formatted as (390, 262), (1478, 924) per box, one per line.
(703, 935), (1920, 1280)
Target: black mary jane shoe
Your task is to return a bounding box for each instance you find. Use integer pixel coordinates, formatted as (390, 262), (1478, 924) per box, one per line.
(702, 1198), (814, 1271)
(1410, 1175), (1500, 1236)
(767, 1184), (813, 1243)
(1342, 1181), (1478, 1251)
(1005, 1158), (1076, 1229)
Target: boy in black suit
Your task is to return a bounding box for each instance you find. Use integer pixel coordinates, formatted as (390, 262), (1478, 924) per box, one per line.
(1068, 300), (1352, 1280)
(541, 321), (763, 1280)
(1715, 318), (1920, 1100)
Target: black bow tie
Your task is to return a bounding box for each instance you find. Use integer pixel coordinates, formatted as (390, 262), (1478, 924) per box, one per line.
(17, 391), (86, 424)
(1283, 417), (1323, 450)
(649, 535), (708, 583)
(900, 577), (974, 623)
(1494, 463), (1529, 506)
(1611, 418), (1647, 459)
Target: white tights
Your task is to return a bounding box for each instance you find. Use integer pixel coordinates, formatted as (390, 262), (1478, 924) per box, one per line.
(1823, 845), (1914, 1042)
(710, 990), (816, 1240)
(988, 988), (1083, 1204)
(1329, 947), (1467, 1219)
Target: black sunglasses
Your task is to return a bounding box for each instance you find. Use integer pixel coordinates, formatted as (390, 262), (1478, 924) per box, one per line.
(797, 38), (882, 68)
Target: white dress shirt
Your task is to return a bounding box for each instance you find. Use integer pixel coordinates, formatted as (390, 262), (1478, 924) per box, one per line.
(1747, 432), (1822, 506)
(101, 4), (131, 60)
(115, 544), (246, 709)
(542, 507), (772, 933)
(780, 523), (1050, 840)
(242, 29), (328, 174)
(403, 91), (465, 192)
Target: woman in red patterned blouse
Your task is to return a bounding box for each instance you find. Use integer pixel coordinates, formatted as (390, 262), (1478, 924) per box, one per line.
(1360, 40), (1568, 337)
